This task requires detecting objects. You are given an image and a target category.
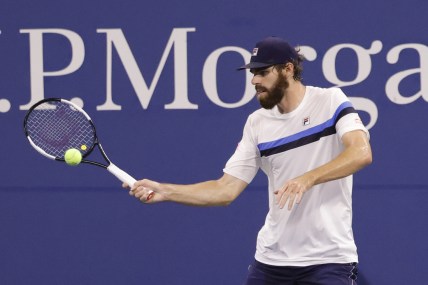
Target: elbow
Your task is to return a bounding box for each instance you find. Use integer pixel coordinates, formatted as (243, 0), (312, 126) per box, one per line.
(219, 201), (232, 207)
(218, 193), (236, 207)
(359, 146), (373, 168)
(365, 153), (373, 166)
(216, 190), (239, 207)
(215, 175), (246, 207)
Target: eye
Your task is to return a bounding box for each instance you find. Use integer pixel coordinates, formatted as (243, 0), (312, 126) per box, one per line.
(253, 70), (267, 77)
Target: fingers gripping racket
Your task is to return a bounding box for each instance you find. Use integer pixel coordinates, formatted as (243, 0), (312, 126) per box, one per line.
(23, 98), (153, 198)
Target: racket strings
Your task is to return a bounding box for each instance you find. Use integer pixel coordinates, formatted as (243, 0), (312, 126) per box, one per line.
(26, 101), (95, 158)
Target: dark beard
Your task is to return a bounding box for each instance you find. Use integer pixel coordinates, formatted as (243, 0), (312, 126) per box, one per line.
(258, 75), (289, 109)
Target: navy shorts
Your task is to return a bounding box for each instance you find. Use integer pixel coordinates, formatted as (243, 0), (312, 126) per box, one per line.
(243, 260), (358, 285)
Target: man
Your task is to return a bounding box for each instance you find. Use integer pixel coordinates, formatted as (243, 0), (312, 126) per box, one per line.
(126, 36), (372, 284)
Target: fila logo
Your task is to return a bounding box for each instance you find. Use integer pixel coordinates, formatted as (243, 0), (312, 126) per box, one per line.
(303, 117), (310, 126)
(252, 48), (259, 56)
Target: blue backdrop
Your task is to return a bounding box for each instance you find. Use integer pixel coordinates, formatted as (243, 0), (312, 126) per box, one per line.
(1, 0), (427, 284)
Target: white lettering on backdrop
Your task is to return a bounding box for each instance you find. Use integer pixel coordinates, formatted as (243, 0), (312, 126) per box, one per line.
(10, 28), (428, 129)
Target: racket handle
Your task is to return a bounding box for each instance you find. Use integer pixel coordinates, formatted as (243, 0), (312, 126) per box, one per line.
(107, 162), (137, 187)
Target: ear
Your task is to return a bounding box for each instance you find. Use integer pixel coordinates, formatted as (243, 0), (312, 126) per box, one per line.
(283, 62), (295, 77)
(285, 62), (294, 72)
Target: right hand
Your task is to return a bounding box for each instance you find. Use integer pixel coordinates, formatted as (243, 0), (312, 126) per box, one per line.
(125, 179), (165, 203)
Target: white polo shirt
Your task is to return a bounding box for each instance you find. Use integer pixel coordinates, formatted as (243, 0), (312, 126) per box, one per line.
(223, 86), (369, 266)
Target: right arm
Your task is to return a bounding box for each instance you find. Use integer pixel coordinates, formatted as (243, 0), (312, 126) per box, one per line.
(129, 173), (248, 206)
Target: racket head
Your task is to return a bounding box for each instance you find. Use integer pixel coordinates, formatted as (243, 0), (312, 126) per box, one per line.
(23, 98), (97, 161)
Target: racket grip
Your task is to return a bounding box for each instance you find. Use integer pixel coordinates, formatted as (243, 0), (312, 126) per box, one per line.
(107, 162), (137, 187)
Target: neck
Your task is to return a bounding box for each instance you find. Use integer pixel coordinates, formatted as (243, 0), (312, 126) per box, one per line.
(277, 81), (306, 114)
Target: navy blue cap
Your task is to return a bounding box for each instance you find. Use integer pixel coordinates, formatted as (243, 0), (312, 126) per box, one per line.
(238, 36), (298, 70)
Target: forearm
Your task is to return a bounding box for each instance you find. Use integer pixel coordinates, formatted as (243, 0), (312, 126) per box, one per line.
(161, 180), (238, 206)
(306, 143), (372, 186)
(134, 173), (248, 207)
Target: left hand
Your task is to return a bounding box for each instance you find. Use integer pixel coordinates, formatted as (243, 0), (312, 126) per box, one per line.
(274, 175), (314, 210)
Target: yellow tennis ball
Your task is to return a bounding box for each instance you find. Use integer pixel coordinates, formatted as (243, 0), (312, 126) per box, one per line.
(64, 148), (82, 166)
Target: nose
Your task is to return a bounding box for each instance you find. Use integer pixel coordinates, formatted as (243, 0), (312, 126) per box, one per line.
(251, 75), (260, 85)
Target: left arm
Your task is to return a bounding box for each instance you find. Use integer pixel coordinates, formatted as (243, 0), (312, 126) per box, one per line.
(275, 129), (372, 210)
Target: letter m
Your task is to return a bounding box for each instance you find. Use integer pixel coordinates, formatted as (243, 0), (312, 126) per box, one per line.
(96, 28), (198, 110)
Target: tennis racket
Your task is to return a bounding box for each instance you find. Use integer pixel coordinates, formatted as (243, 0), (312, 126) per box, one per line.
(23, 98), (153, 199)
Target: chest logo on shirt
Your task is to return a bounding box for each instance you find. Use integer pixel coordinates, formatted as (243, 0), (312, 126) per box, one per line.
(303, 116), (310, 126)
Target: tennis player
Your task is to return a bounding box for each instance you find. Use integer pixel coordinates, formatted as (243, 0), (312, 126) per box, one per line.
(127, 36), (372, 285)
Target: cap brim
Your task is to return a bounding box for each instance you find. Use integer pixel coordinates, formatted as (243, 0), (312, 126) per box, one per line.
(237, 62), (273, 70)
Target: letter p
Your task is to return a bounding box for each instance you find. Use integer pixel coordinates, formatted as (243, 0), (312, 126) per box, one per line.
(20, 29), (85, 109)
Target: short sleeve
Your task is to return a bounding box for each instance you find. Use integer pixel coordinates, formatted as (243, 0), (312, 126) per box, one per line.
(223, 116), (260, 184)
(332, 88), (370, 140)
